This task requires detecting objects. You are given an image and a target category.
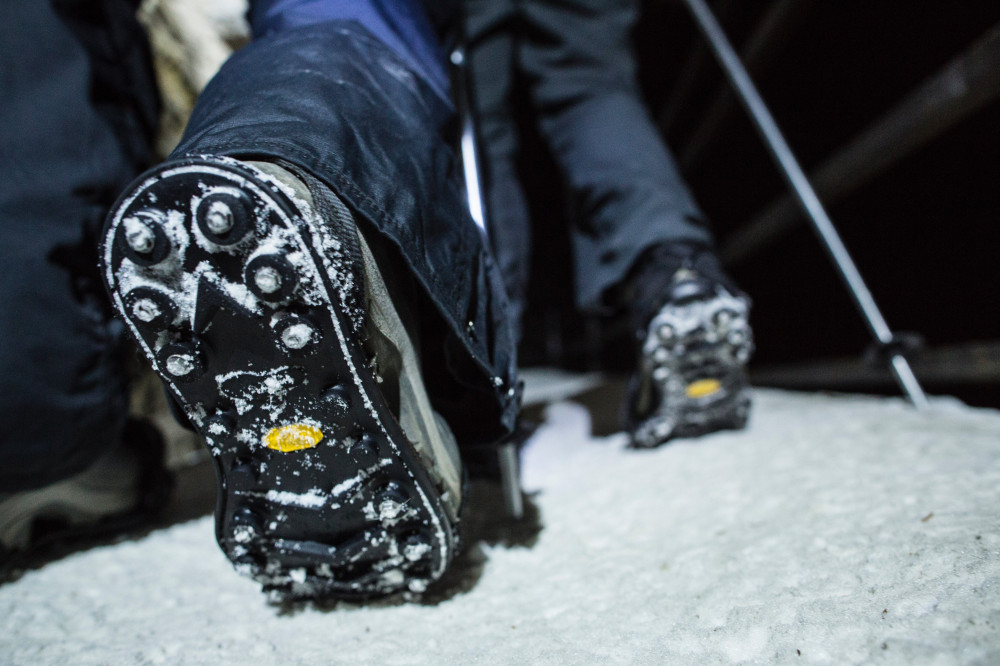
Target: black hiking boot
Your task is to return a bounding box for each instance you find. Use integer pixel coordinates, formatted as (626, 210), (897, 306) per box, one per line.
(623, 244), (753, 447)
(100, 156), (463, 599)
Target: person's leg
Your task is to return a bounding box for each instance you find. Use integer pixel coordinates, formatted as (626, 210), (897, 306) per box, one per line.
(0, 0), (173, 561)
(101, 4), (517, 598)
(519, 0), (752, 445)
(0, 0), (158, 493)
(520, 0), (713, 310)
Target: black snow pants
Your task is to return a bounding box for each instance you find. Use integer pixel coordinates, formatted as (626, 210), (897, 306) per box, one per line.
(464, 0), (713, 333)
(0, 0), (159, 491)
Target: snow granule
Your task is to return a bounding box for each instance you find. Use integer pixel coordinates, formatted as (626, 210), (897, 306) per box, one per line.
(403, 541), (432, 562)
(263, 488), (326, 508)
(330, 475), (360, 497)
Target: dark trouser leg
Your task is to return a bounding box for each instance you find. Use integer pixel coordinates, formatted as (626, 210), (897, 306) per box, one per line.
(465, 0), (533, 343)
(520, 0), (713, 310)
(167, 18), (518, 445)
(0, 0), (158, 492)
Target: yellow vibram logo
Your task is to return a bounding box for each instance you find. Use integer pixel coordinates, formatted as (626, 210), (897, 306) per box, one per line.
(264, 424), (324, 452)
(685, 379), (722, 399)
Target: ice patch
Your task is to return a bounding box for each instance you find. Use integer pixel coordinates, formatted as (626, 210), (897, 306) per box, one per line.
(380, 569), (405, 588)
(206, 421), (228, 436)
(217, 366), (296, 421)
(378, 499), (406, 522)
(403, 541), (431, 562)
(264, 488), (327, 508)
(331, 475), (361, 497)
(232, 526), (255, 544)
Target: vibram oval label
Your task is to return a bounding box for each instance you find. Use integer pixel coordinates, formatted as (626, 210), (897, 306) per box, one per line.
(265, 424), (324, 452)
(686, 378), (722, 399)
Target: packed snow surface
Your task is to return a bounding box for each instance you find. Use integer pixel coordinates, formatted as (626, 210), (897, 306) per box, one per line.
(2, 388), (999, 664)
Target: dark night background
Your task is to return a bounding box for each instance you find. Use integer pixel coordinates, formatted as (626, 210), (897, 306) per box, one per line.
(515, 1), (1000, 409)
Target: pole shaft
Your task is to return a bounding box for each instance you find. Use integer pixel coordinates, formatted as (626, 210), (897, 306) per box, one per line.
(679, 0), (929, 407)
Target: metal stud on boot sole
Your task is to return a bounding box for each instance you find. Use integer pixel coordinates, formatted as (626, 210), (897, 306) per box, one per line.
(101, 157), (459, 600)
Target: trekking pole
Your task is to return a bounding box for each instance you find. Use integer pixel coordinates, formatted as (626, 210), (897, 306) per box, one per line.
(678, 0), (929, 409)
(452, 44), (489, 235)
(451, 38), (525, 518)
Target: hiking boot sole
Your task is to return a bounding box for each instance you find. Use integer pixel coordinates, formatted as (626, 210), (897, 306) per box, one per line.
(101, 157), (457, 599)
(630, 287), (753, 447)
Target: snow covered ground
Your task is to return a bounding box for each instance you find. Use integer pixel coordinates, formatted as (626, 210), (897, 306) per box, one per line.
(2, 383), (999, 665)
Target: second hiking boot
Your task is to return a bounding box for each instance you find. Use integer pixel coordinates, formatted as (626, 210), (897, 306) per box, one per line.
(625, 245), (754, 447)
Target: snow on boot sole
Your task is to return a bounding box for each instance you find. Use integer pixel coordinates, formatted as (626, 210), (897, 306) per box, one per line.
(101, 157), (457, 599)
(631, 282), (753, 447)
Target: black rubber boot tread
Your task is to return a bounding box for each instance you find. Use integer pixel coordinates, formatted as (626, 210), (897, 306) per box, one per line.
(101, 156), (457, 599)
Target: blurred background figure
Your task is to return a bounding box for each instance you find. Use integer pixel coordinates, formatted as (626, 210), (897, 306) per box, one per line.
(464, 0), (753, 445)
